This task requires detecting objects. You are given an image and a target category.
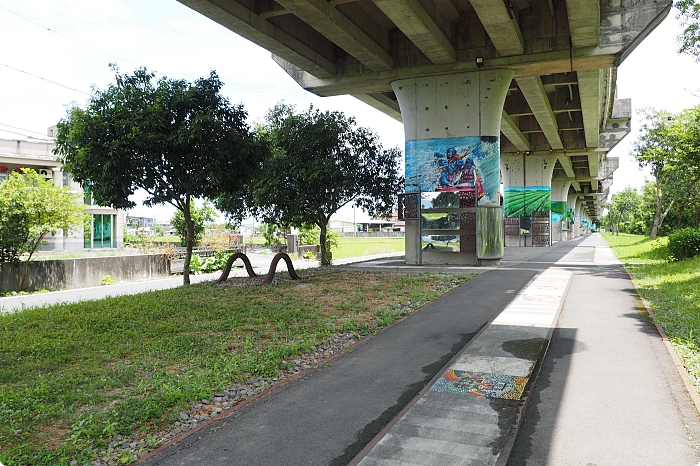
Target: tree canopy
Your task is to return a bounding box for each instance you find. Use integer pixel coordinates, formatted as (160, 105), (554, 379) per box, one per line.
(217, 103), (402, 265)
(602, 186), (644, 235)
(54, 67), (262, 283)
(631, 105), (700, 238)
(676, 0), (700, 60)
(171, 202), (216, 247)
(0, 168), (85, 290)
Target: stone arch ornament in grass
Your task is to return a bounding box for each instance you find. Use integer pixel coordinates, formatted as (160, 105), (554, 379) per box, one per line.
(216, 252), (301, 285)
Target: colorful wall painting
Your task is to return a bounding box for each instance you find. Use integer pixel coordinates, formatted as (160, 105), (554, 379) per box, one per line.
(431, 369), (528, 400)
(551, 201), (567, 222)
(503, 186), (551, 218)
(405, 136), (500, 206)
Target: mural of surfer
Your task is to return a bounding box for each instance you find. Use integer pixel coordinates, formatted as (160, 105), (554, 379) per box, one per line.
(405, 136), (499, 206)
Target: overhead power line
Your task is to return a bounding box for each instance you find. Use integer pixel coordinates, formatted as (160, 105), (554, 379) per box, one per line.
(0, 123), (53, 138)
(0, 63), (92, 96)
(0, 127), (52, 140)
(0, 5), (138, 68)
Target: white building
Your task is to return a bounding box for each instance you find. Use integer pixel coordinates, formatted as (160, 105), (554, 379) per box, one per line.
(0, 130), (124, 251)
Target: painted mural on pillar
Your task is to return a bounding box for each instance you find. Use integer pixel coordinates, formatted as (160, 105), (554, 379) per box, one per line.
(551, 201), (567, 222)
(503, 186), (551, 218)
(405, 136), (500, 206)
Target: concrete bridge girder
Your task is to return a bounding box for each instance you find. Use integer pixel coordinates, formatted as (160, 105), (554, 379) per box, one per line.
(177, 0), (670, 253)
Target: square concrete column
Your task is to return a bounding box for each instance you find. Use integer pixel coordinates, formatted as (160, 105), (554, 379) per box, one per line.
(551, 180), (572, 242)
(566, 191), (578, 240)
(392, 70), (513, 265)
(501, 154), (557, 246)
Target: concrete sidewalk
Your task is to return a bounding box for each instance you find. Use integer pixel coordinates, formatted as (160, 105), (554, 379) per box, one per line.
(508, 235), (700, 465)
(142, 234), (700, 465)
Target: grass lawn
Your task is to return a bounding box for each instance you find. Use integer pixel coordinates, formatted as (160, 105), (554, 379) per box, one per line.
(333, 236), (405, 259)
(601, 233), (700, 393)
(0, 270), (470, 466)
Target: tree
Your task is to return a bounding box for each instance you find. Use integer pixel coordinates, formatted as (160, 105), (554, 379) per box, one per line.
(676, 0), (700, 60)
(171, 202), (216, 247)
(0, 168), (84, 291)
(631, 106), (700, 238)
(603, 187), (644, 235)
(54, 67), (261, 284)
(217, 103), (403, 265)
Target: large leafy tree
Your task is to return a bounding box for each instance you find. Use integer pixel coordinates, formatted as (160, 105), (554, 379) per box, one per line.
(0, 168), (85, 291)
(171, 202), (216, 247)
(676, 0), (700, 60)
(218, 103), (402, 265)
(603, 186), (644, 235)
(55, 67), (261, 284)
(631, 106), (700, 238)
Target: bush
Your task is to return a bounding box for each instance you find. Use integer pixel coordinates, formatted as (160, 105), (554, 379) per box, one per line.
(188, 251), (232, 274)
(299, 225), (319, 245)
(668, 227), (700, 261)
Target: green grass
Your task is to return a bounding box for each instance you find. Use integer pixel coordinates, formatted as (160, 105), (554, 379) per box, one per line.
(333, 237), (405, 259)
(0, 270), (469, 465)
(601, 232), (700, 393)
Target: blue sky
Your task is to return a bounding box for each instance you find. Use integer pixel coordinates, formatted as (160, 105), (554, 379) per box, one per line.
(0, 0), (698, 221)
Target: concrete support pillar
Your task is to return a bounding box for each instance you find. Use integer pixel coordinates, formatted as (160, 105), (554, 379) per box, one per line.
(550, 180), (572, 242)
(566, 192), (577, 240)
(574, 198), (583, 237)
(392, 70), (514, 265)
(501, 154), (557, 246)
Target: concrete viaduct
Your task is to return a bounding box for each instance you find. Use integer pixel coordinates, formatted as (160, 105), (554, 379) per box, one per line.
(176, 0), (671, 265)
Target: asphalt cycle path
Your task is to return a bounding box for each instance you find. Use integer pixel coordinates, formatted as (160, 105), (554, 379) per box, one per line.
(144, 242), (585, 466)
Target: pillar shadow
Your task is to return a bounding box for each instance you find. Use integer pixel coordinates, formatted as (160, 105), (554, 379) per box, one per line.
(507, 328), (578, 465)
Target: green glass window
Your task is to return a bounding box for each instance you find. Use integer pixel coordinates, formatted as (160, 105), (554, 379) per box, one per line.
(86, 214), (115, 248)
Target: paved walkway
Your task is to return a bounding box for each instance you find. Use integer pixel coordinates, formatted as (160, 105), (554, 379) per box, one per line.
(509, 235), (700, 465)
(140, 234), (700, 465)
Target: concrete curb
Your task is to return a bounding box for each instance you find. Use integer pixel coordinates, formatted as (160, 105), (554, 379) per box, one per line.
(350, 269), (573, 466)
(494, 271), (573, 466)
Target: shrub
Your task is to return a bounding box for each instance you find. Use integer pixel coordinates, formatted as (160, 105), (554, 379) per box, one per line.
(188, 251), (232, 274)
(299, 225), (319, 245)
(100, 275), (115, 285)
(668, 227), (700, 261)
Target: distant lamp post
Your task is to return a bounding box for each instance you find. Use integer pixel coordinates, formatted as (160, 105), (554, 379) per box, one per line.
(353, 203), (356, 238)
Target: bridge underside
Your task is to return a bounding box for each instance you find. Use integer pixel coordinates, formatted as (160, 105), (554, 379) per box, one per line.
(177, 0), (670, 260)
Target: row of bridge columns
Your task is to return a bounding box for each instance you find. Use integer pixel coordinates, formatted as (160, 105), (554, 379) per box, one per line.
(394, 71), (594, 266)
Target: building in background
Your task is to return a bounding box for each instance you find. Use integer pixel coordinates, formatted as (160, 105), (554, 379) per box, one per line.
(0, 127), (124, 251)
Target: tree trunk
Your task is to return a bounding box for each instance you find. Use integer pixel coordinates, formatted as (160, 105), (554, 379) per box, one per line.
(649, 186), (664, 239)
(696, 204), (700, 227)
(319, 221), (327, 266)
(18, 232), (46, 292)
(182, 203), (194, 285)
(18, 259), (30, 292)
(650, 192), (674, 239)
(676, 203), (686, 229)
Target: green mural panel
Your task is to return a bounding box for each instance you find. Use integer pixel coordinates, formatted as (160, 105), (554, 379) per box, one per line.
(503, 187), (551, 218)
(551, 201), (567, 222)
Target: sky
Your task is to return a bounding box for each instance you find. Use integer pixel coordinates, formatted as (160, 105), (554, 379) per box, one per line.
(0, 0), (698, 222)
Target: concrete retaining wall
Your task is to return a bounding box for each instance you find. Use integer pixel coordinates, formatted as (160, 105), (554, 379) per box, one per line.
(0, 254), (170, 292)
